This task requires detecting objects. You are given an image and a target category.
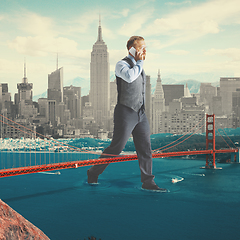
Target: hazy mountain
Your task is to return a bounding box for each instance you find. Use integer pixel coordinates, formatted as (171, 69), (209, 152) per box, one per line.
(33, 91), (47, 101)
(151, 78), (220, 95)
(33, 76), (90, 101)
(33, 72), (220, 101)
(64, 76), (90, 96)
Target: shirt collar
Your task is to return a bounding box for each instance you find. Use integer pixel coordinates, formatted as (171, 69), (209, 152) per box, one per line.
(127, 54), (136, 65)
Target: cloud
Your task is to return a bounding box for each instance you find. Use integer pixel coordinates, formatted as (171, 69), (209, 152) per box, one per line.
(118, 8), (154, 36)
(205, 48), (240, 61)
(15, 11), (57, 37)
(6, 10), (95, 59)
(101, 25), (116, 40)
(67, 11), (99, 34)
(147, 39), (162, 49)
(8, 35), (90, 59)
(142, 0), (240, 43)
(165, 1), (191, 6)
(121, 9), (130, 17)
(136, 0), (155, 9)
(167, 50), (189, 55)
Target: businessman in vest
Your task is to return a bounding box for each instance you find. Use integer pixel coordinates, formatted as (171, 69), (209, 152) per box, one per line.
(87, 36), (166, 191)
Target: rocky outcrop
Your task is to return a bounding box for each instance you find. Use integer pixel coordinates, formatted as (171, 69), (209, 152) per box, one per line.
(0, 199), (50, 240)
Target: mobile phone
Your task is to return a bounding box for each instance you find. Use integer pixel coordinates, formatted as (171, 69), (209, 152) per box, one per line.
(129, 47), (136, 57)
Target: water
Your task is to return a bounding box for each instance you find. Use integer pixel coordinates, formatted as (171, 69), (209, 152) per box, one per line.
(0, 156), (240, 240)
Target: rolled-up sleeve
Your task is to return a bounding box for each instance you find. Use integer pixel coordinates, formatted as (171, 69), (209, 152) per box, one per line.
(115, 59), (144, 83)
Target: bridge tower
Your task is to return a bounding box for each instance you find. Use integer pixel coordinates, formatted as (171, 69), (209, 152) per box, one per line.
(205, 114), (216, 168)
(202, 114), (222, 169)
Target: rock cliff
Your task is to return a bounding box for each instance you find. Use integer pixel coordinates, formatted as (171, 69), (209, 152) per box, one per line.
(0, 199), (50, 240)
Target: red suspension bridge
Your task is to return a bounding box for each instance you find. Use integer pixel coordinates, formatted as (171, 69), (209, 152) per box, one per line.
(0, 114), (239, 178)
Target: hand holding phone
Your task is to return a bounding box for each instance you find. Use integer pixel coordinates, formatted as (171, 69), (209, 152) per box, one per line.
(129, 47), (136, 57)
(129, 46), (145, 60)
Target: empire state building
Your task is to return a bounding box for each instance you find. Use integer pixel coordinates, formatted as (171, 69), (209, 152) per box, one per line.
(89, 18), (110, 128)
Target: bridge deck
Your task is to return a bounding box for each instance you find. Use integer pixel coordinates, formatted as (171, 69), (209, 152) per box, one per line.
(0, 149), (238, 178)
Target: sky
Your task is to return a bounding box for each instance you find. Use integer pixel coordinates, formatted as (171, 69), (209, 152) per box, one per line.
(0, 0), (240, 96)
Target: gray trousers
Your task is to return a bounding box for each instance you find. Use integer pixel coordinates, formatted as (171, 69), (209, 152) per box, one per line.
(88, 103), (155, 184)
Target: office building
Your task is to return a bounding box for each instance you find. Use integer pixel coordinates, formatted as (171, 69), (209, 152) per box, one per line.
(184, 84), (191, 97)
(145, 75), (152, 130)
(63, 85), (81, 119)
(162, 84), (184, 106)
(16, 62), (37, 119)
(212, 96), (223, 116)
(0, 83), (13, 120)
(48, 100), (57, 126)
(48, 67), (63, 103)
(161, 99), (205, 134)
(199, 83), (217, 113)
(232, 89), (240, 128)
(152, 70), (165, 134)
(220, 77), (240, 115)
(110, 80), (117, 111)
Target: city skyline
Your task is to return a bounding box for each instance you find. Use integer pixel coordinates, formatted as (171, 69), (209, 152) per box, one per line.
(0, 0), (240, 97)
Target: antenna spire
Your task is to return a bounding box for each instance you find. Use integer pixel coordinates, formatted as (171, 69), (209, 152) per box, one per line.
(97, 14), (103, 42)
(22, 58), (28, 83)
(157, 69), (161, 82)
(24, 58), (26, 79)
(57, 53), (58, 70)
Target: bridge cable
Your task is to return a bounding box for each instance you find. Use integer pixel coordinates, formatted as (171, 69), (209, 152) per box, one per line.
(152, 114), (205, 152)
(215, 119), (237, 148)
(160, 122), (205, 152)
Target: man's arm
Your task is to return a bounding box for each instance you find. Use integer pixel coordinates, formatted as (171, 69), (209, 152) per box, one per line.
(115, 59), (144, 83)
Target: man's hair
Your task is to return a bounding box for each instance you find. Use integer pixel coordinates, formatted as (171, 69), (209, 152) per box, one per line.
(127, 36), (144, 50)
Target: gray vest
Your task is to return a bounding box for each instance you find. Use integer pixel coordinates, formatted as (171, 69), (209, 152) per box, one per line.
(116, 57), (146, 112)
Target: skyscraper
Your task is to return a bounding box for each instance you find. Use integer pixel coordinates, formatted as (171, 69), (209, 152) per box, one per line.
(47, 62), (64, 126)
(220, 77), (240, 115)
(89, 17), (110, 128)
(17, 61), (37, 119)
(152, 70), (165, 134)
(199, 83), (217, 113)
(162, 84), (184, 106)
(0, 83), (12, 119)
(63, 86), (81, 119)
(184, 84), (191, 97)
(145, 75), (152, 130)
(17, 62), (33, 103)
(47, 67), (63, 103)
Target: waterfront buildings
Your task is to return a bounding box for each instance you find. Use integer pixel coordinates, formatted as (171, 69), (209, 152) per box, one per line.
(161, 97), (205, 134)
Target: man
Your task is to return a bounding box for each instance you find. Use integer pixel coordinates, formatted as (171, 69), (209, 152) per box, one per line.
(87, 36), (166, 191)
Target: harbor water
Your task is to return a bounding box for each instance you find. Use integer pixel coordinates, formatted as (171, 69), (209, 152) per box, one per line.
(0, 155), (240, 240)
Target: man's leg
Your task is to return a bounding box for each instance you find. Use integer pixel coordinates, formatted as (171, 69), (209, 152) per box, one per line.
(132, 112), (155, 184)
(132, 112), (167, 191)
(87, 104), (139, 182)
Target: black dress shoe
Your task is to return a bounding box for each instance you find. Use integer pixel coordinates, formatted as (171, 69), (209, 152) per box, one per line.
(142, 182), (167, 192)
(87, 170), (98, 184)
